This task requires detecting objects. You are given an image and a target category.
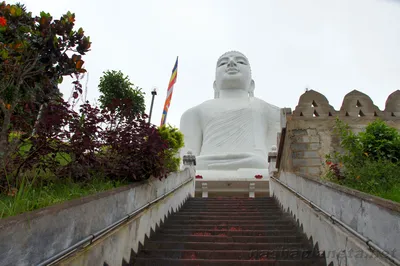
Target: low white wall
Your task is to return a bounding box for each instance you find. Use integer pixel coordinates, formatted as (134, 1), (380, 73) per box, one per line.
(270, 172), (400, 266)
(0, 169), (195, 266)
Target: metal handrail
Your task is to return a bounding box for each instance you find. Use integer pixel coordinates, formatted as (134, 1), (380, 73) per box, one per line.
(270, 176), (400, 266)
(36, 177), (194, 266)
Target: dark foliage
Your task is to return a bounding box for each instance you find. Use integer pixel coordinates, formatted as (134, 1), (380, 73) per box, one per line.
(1, 98), (171, 193)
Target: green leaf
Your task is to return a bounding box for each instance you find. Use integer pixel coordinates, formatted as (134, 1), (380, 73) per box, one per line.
(15, 7), (22, 16)
(0, 49), (8, 59)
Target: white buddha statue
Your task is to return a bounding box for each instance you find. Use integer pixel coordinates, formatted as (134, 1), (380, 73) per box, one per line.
(180, 51), (280, 171)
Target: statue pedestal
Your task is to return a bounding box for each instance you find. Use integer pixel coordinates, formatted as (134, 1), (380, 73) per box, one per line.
(195, 169), (270, 198)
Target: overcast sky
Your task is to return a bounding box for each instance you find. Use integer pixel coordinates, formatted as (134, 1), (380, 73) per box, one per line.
(15, 0), (400, 128)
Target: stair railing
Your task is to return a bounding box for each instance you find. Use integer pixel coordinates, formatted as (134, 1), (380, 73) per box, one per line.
(270, 176), (400, 266)
(36, 176), (194, 266)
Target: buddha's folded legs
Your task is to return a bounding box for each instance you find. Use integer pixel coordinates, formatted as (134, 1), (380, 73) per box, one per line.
(197, 153), (268, 170)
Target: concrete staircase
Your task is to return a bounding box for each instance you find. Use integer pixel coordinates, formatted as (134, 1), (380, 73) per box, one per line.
(133, 197), (326, 265)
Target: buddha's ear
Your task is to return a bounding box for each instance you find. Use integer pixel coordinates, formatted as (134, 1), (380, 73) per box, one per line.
(213, 81), (219, 98)
(249, 79), (255, 97)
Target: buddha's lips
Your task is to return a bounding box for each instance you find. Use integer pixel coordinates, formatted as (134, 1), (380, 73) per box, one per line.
(226, 68), (239, 74)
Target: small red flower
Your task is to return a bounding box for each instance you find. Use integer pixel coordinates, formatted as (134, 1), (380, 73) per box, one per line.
(0, 16), (7, 27)
(195, 175), (203, 179)
(255, 174), (263, 179)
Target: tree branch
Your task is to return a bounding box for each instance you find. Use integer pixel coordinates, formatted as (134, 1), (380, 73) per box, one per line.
(0, 99), (8, 115)
(20, 56), (39, 80)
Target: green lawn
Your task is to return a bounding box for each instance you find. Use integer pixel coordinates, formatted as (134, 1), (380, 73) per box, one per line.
(371, 183), (400, 203)
(330, 180), (400, 203)
(0, 178), (128, 219)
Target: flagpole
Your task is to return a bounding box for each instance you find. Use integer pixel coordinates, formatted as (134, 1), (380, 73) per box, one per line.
(148, 88), (157, 124)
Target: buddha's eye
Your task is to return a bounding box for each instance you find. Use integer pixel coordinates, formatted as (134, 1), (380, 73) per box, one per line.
(219, 62), (227, 66)
(237, 61), (245, 65)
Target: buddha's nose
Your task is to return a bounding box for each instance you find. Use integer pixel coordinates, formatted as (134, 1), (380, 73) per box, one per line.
(227, 59), (236, 67)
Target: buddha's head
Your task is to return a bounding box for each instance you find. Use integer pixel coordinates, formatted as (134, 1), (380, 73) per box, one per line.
(214, 51), (255, 98)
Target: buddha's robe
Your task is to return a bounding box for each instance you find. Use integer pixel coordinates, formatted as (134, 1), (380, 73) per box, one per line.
(181, 97), (280, 170)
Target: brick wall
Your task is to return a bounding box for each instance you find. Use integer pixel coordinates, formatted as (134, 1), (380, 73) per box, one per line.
(277, 89), (400, 178)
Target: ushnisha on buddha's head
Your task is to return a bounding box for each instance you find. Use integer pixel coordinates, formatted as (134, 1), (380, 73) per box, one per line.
(213, 51), (255, 98)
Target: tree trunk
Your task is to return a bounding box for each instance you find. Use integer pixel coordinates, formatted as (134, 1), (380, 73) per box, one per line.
(31, 103), (46, 137)
(0, 109), (11, 160)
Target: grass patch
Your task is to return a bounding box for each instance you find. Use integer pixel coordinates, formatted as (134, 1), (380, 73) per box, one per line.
(328, 177), (400, 203)
(0, 177), (128, 219)
(377, 183), (400, 203)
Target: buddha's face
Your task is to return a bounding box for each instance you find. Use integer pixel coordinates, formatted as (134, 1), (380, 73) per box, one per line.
(214, 51), (252, 91)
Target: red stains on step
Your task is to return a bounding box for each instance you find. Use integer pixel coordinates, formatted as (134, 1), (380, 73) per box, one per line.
(229, 226), (242, 231)
(249, 255), (271, 261)
(182, 251), (197, 259)
(218, 233), (227, 237)
(192, 232), (211, 236)
(214, 226), (230, 231)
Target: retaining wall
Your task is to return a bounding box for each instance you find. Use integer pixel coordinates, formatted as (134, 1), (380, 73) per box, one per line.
(270, 172), (400, 266)
(0, 168), (195, 266)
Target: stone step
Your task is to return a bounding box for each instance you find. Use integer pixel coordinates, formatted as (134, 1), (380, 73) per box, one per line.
(163, 219), (295, 226)
(184, 201), (277, 205)
(161, 224), (298, 231)
(158, 229), (300, 237)
(168, 215), (291, 221)
(143, 241), (309, 251)
(172, 211), (288, 216)
(181, 204), (282, 210)
(133, 197), (324, 266)
(185, 198), (276, 202)
(178, 208), (283, 212)
(183, 200), (278, 203)
(150, 234), (306, 243)
(134, 258), (326, 266)
(137, 249), (325, 260)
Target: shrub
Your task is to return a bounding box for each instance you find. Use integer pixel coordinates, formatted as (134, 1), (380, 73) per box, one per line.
(158, 125), (184, 173)
(325, 118), (400, 201)
(95, 99), (168, 181)
(0, 98), (172, 195)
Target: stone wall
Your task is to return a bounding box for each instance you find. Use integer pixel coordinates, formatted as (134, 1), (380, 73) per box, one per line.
(0, 169), (195, 266)
(277, 89), (400, 178)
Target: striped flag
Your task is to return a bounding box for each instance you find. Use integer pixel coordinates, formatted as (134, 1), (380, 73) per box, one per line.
(160, 57), (178, 126)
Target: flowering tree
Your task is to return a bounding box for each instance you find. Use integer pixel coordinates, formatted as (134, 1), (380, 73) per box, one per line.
(0, 2), (91, 158)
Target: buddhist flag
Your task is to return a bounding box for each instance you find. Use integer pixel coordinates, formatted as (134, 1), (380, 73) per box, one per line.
(160, 57), (178, 126)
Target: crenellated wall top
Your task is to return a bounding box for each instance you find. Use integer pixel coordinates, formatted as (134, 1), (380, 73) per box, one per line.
(292, 89), (400, 119)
